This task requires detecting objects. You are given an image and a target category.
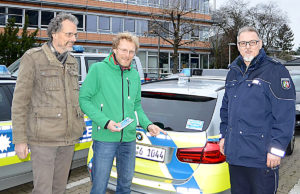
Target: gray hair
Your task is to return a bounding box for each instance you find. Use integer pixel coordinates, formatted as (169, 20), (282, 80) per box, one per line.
(47, 13), (78, 41)
(237, 26), (261, 41)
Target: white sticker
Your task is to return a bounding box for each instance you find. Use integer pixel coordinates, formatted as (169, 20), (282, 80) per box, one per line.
(186, 119), (204, 131)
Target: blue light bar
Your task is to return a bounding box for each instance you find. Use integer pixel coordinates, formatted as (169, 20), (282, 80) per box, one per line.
(0, 65), (11, 77)
(72, 45), (84, 53)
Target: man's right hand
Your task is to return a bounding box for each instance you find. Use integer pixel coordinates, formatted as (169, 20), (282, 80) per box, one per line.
(219, 138), (225, 155)
(107, 120), (122, 132)
(15, 143), (29, 159)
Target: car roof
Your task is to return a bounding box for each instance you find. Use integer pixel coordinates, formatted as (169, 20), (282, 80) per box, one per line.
(142, 77), (225, 98)
(0, 79), (16, 83)
(289, 69), (300, 75)
(71, 52), (109, 57)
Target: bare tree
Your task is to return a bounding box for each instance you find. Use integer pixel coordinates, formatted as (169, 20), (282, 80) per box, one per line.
(211, 0), (292, 68)
(247, 2), (287, 52)
(211, 0), (249, 68)
(148, 0), (208, 73)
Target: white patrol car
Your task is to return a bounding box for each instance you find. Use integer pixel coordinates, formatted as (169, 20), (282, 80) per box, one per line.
(0, 65), (93, 191)
(8, 46), (145, 83)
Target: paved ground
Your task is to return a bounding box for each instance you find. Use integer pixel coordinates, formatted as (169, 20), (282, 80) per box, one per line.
(1, 130), (300, 194)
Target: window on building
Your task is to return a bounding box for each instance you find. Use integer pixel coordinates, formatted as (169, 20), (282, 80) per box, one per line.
(8, 8), (22, 26)
(191, 25), (199, 40)
(191, 54), (199, 69)
(181, 24), (190, 40)
(127, 0), (137, 4)
(124, 18), (135, 32)
(200, 26), (209, 41)
(180, 53), (189, 70)
(137, 51), (146, 70)
(113, 0), (123, 2)
(86, 15), (97, 32)
(159, 52), (169, 73)
(148, 52), (158, 73)
(200, 0), (210, 14)
(159, 0), (169, 7)
(149, 0), (159, 7)
(201, 54), (209, 69)
(99, 16), (110, 32)
(136, 20), (148, 36)
(0, 7), (5, 25)
(41, 11), (54, 28)
(74, 14), (84, 31)
(148, 21), (157, 36)
(191, 0), (200, 12)
(112, 17), (123, 33)
(25, 10), (38, 28)
(181, 0), (191, 10)
(137, 0), (148, 6)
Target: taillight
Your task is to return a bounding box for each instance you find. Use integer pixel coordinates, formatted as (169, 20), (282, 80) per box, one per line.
(176, 142), (226, 164)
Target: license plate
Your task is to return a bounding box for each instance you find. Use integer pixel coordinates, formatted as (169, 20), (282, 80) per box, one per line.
(136, 144), (166, 162)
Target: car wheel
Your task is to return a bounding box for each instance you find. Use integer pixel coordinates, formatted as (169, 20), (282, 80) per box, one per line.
(286, 132), (295, 156)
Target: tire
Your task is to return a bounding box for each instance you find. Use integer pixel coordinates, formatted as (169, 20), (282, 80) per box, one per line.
(286, 132), (295, 156)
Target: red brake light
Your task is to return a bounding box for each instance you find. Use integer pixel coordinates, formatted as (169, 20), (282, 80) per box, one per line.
(176, 142), (226, 164)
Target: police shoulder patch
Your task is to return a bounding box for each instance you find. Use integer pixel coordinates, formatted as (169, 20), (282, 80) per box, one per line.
(281, 78), (291, 90)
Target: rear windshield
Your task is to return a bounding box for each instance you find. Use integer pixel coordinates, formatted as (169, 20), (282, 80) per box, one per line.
(291, 74), (300, 92)
(141, 91), (217, 132)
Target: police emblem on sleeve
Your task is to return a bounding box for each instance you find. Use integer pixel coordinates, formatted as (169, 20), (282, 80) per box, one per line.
(281, 78), (291, 90)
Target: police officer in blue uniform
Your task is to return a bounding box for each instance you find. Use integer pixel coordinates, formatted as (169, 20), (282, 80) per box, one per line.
(219, 26), (295, 194)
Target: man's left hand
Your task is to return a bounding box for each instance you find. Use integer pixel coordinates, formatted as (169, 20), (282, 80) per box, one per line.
(148, 124), (167, 136)
(267, 153), (281, 168)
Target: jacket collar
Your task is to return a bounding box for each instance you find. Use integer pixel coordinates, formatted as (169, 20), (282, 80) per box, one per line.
(230, 48), (266, 73)
(107, 52), (131, 71)
(42, 43), (75, 67)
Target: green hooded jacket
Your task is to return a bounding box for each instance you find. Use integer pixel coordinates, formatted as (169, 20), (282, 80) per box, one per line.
(79, 53), (152, 142)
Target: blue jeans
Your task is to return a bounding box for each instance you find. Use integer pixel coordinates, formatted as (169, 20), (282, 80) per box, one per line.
(90, 140), (136, 194)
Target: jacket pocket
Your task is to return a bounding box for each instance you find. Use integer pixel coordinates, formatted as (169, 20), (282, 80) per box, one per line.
(74, 105), (86, 134)
(40, 69), (61, 91)
(236, 127), (266, 162)
(33, 107), (64, 140)
(68, 67), (79, 90)
(225, 80), (238, 100)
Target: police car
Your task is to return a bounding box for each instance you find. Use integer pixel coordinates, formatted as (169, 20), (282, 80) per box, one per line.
(0, 65), (92, 191)
(86, 68), (297, 193)
(8, 45), (145, 83)
(87, 70), (231, 194)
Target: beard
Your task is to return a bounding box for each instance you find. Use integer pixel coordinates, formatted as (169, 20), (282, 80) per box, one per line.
(243, 55), (255, 62)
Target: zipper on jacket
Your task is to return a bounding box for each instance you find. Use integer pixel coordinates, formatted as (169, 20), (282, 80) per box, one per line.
(101, 104), (103, 112)
(120, 70), (125, 142)
(127, 77), (130, 100)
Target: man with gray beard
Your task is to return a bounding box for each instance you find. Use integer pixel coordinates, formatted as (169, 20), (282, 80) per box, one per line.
(219, 26), (295, 194)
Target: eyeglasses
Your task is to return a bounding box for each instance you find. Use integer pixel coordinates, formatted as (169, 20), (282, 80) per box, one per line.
(63, 32), (78, 38)
(238, 40), (259, 47)
(117, 48), (136, 56)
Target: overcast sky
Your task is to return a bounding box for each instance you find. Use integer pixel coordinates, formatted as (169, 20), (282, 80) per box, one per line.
(213, 0), (300, 50)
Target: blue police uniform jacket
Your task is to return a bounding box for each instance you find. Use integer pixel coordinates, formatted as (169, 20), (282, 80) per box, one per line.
(220, 48), (295, 168)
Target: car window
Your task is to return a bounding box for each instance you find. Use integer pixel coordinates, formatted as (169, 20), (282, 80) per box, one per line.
(85, 57), (105, 72)
(291, 74), (300, 92)
(0, 86), (12, 121)
(75, 57), (82, 81)
(141, 92), (217, 132)
(131, 59), (138, 71)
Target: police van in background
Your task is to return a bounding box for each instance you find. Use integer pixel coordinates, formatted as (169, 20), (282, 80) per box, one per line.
(8, 45), (145, 83)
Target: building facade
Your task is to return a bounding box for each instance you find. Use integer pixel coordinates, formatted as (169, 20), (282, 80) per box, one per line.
(0, 0), (212, 74)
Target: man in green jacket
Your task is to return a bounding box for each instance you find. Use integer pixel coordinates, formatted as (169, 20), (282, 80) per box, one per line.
(79, 32), (166, 194)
